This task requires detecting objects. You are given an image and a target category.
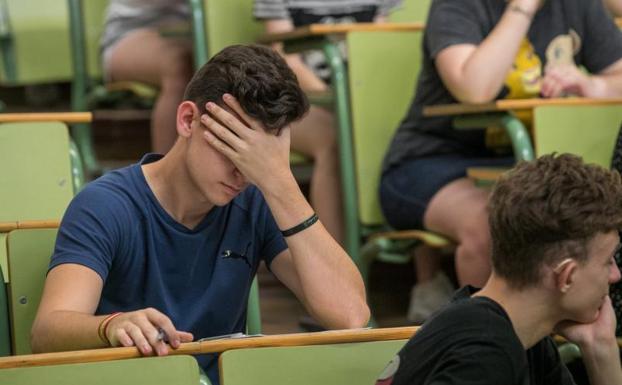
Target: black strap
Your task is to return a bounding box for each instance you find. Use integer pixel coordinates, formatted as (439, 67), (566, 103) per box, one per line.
(281, 213), (319, 237)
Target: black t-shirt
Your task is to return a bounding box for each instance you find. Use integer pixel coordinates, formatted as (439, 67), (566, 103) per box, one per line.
(376, 286), (576, 385)
(383, 0), (622, 172)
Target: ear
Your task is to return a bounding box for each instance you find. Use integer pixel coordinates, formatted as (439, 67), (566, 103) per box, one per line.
(177, 101), (200, 138)
(553, 258), (577, 293)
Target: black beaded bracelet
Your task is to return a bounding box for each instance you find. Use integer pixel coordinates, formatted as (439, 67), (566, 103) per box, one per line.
(281, 213), (319, 237)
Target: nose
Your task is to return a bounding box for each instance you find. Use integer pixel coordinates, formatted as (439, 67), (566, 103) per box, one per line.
(610, 259), (621, 284)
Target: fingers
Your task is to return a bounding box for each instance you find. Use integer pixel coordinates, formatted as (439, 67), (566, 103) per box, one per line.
(201, 113), (246, 153)
(203, 128), (239, 161)
(125, 322), (156, 355)
(106, 309), (193, 356)
(221, 93), (263, 132)
(541, 65), (587, 98)
(178, 331), (194, 343)
(205, 100), (253, 139)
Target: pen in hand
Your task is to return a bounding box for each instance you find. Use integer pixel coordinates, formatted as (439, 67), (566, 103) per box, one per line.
(157, 328), (169, 343)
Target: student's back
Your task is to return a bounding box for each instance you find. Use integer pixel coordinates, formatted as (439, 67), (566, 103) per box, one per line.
(378, 287), (573, 385)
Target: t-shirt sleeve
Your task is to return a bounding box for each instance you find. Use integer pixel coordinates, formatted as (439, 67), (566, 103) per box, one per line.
(253, 0), (289, 20)
(50, 184), (127, 282)
(425, 0), (486, 59)
(579, 0), (622, 73)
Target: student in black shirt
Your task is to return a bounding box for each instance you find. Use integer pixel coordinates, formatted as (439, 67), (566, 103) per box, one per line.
(377, 154), (622, 385)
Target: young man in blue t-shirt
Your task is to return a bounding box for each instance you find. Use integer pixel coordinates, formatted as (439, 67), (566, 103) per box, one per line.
(31, 44), (370, 383)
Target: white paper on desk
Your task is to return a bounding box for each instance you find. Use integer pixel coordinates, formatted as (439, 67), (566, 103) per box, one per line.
(197, 332), (264, 342)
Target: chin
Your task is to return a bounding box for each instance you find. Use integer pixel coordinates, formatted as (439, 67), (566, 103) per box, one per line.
(574, 307), (601, 324)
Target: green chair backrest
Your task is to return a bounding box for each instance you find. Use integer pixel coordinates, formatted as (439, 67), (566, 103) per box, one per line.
(203, 0), (263, 58)
(219, 339), (407, 385)
(0, 1), (72, 84)
(202, 0), (426, 61)
(6, 228), (58, 355)
(81, 0), (108, 79)
(533, 105), (622, 167)
(0, 122), (73, 281)
(0, 355), (201, 385)
(0, 122), (73, 223)
(347, 30), (424, 226)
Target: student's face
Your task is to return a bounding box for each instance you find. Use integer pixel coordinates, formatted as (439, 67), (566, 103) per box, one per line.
(184, 110), (249, 206)
(564, 231), (621, 323)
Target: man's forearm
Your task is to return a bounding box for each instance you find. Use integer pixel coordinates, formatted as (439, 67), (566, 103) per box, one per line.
(260, 175), (369, 329)
(31, 310), (108, 353)
(581, 339), (622, 385)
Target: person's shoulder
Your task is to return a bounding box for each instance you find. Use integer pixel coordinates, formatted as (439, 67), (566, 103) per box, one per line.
(422, 288), (520, 343)
(78, 164), (138, 200)
(67, 163), (145, 225)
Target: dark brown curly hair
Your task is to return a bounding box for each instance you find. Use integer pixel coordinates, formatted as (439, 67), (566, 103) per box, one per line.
(488, 153), (622, 288)
(183, 44), (309, 133)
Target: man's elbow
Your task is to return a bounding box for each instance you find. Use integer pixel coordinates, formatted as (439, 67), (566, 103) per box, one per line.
(454, 88), (498, 104)
(30, 325), (45, 353)
(340, 301), (371, 329)
(448, 79), (500, 104)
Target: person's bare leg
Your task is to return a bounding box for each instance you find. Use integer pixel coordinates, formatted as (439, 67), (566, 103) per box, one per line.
(413, 245), (442, 283)
(290, 105), (344, 244)
(423, 178), (492, 287)
(106, 29), (194, 153)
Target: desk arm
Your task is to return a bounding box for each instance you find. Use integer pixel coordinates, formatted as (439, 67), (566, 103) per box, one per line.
(453, 113), (535, 162)
(501, 114), (534, 162)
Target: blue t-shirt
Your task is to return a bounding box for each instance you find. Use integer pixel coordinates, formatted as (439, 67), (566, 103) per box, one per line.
(50, 154), (288, 383)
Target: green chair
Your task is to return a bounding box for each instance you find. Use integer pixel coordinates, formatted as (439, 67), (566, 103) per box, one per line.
(5, 228), (58, 355)
(190, 0), (263, 66)
(346, 30), (453, 310)
(0, 121), (75, 279)
(0, 122), (76, 224)
(533, 105), (622, 167)
(0, 121), (78, 356)
(0, 0), (72, 84)
(0, 355), (201, 385)
(67, 0), (158, 175)
(219, 339), (407, 385)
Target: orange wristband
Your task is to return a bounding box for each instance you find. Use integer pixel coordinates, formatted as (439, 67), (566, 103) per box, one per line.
(97, 312), (123, 346)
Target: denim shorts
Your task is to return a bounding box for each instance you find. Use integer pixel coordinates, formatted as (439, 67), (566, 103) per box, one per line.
(379, 154), (514, 230)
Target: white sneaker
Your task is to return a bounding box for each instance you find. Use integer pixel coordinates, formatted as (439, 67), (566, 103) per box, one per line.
(407, 271), (454, 324)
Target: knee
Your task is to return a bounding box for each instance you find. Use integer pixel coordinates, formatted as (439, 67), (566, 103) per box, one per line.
(456, 226), (492, 264)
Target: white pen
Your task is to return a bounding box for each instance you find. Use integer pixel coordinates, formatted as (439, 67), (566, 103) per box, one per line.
(156, 328), (169, 343)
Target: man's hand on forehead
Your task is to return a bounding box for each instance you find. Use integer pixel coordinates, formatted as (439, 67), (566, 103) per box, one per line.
(200, 94), (292, 189)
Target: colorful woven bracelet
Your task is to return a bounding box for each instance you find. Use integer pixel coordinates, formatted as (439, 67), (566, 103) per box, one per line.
(97, 312), (123, 346)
